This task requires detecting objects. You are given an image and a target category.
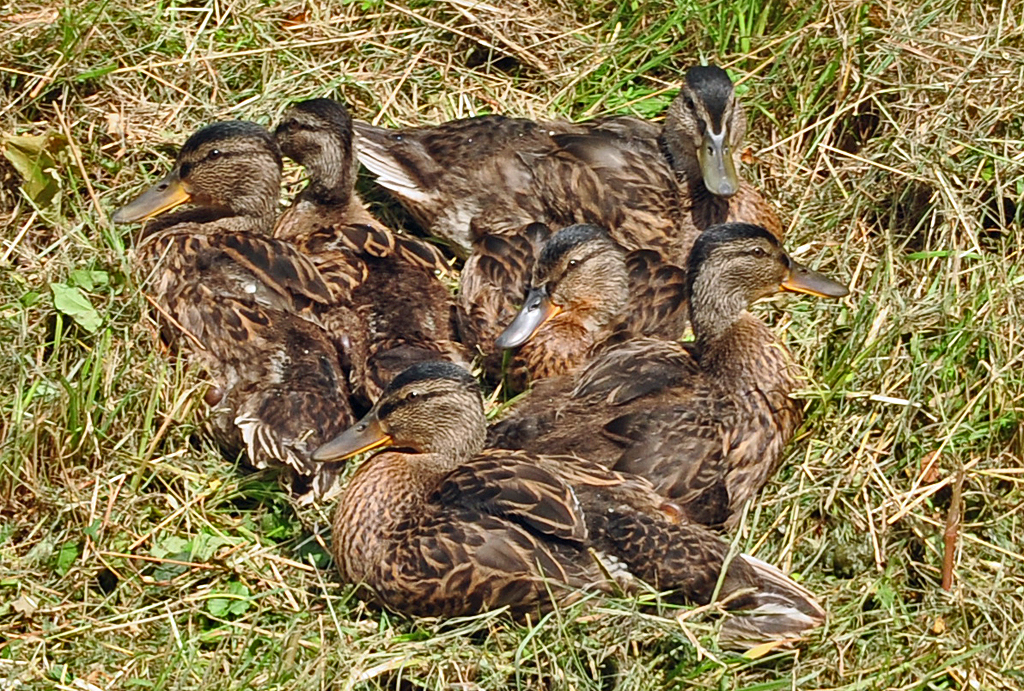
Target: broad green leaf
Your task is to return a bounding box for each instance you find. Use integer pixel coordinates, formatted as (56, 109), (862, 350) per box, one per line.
(51, 282), (102, 333)
(150, 534), (190, 559)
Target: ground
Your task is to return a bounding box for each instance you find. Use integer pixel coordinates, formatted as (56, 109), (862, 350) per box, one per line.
(1, 0), (1022, 689)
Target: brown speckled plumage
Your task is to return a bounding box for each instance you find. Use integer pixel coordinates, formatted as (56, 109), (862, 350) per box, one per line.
(489, 223), (848, 528)
(273, 98), (467, 405)
(113, 121), (353, 500)
(315, 361), (825, 648)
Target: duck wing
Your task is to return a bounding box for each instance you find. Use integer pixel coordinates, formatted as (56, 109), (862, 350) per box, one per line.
(432, 450), (588, 543)
(598, 251), (690, 346)
(354, 116), (550, 253)
(138, 227), (333, 315)
(573, 338), (700, 405)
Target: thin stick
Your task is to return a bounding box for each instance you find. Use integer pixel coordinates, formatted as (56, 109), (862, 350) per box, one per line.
(941, 469), (965, 591)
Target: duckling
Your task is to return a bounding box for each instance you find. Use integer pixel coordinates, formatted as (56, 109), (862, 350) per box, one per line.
(273, 98), (467, 405)
(113, 120), (354, 501)
(492, 224), (688, 384)
(488, 223), (848, 528)
(313, 361), (825, 648)
(354, 64), (780, 262)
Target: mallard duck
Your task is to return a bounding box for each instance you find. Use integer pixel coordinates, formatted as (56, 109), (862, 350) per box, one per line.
(273, 98), (467, 405)
(488, 223), (848, 528)
(492, 223), (688, 384)
(353, 64), (781, 261)
(113, 120), (354, 500)
(313, 361), (825, 648)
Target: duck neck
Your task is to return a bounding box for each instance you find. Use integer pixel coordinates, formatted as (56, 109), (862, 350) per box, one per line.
(297, 140), (354, 208)
(419, 412), (488, 475)
(689, 278), (796, 392)
(519, 318), (593, 380)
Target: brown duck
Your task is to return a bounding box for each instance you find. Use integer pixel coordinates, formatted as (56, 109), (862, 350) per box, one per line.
(353, 64), (781, 261)
(113, 120), (354, 500)
(492, 223), (688, 384)
(488, 223), (848, 528)
(313, 361), (825, 648)
(273, 98), (467, 405)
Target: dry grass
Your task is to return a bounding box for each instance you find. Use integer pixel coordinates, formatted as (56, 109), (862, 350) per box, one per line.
(2, 0), (1023, 689)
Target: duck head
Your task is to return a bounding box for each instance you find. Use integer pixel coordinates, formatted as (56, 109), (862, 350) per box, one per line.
(495, 224), (629, 349)
(663, 65), (746, 198)
(112, 120), (282, 225)
(313, 361), (486, 463)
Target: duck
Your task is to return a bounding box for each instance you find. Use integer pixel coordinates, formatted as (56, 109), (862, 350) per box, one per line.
(113, 120), (355, 501)
(356, 66), (779, 369)
(353, 64), (781, 261)
(490, 223), (688, 385)
(312, 360), (825, 648)
(273, 97), (467, 406)
(488, 223), (848, 529)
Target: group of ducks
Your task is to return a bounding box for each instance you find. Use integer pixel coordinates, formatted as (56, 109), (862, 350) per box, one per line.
(113, 65), (849, 648)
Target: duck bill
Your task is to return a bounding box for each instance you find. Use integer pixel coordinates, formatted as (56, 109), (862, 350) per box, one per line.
(311, 413), (392, 462)
(112, 171), (191, 224)
(697, 128), (740, 198)
(495, 286), (562, 349)
(781, 261), (849, 298)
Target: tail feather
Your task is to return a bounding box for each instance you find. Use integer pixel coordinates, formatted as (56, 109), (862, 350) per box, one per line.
(718, 553), (825, 649)
(353, 122), (437, 206)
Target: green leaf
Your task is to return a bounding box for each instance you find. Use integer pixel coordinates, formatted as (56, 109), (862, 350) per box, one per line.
(48, 664), (73, 683)
(51, 282), (102, 333)
(69, 269), (109, 291)
(207, 580), (252, 618)
(55, 540), (79, 576)
(150, 534), (190, 559)
(83, 519), (102, 541)
(190, 530), (239, 561)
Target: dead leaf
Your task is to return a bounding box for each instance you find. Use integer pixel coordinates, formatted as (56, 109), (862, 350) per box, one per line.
(743, 637), (799, 659)
(931, 615), (946, 635)
(1, 131), (69, 207)
(12, 593), (38, 617)
(919, 450), (941, 483)
(282, 9), (310, 29)
(1, 9), (59, 25)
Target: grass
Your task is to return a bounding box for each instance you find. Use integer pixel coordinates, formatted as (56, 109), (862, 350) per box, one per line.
(2, 0), (1023, 688)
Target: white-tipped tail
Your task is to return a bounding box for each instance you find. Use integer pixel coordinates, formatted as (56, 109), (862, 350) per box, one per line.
(719, 554), (826, 650)
(353, 122), (436, 206)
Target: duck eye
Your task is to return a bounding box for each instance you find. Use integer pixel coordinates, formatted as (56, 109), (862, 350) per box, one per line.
(567, 259), (579, 269)
(407, 391), (420, 400)
(208, 149), (222, 160)
(684, 97), (695, 110)
(751, 247), (767, 258)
